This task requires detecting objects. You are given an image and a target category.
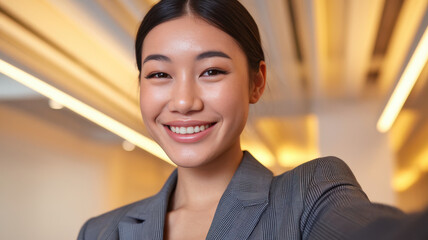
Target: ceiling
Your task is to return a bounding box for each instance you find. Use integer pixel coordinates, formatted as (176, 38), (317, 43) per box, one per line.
(0, 0), (427, 176)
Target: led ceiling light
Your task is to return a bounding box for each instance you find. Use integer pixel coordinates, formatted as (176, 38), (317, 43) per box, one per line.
(377, 26), (428, 133)
(48, 99), (64, 110)
(0, 58), (173, 165)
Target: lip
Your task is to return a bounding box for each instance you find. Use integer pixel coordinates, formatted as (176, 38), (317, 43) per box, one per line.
(163, 121), (216, 143)
(164, 120), (213, 127)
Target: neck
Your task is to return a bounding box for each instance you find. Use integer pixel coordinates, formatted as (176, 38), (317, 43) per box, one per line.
(170, 142), (243, 211)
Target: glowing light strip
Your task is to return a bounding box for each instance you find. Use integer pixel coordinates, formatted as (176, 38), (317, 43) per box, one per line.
(0, 58), (173, 165)
(377, 27), (428, 133)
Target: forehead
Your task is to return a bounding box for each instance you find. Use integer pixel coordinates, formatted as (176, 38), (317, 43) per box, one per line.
(141, 16), (244, 58)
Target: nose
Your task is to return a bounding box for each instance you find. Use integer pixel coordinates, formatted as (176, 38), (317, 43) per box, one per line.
(168, 78), (203, 114)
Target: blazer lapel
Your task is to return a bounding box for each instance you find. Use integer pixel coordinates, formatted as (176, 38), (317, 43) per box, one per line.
(117, 170), (177, 240)
(206, 151), (273, 240)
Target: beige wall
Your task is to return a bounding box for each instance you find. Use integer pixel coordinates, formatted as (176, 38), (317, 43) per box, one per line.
(0, 104), (173, 240)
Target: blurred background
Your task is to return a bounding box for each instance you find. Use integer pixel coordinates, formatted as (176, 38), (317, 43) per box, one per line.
(0, 0), (427, 239)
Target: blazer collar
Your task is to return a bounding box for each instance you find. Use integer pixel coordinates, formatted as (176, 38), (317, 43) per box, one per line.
(118, 151), (273, 240)
(229, 151), (273, 205)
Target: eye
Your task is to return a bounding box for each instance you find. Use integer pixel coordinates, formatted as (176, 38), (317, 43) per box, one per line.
(145, 72), (171, 79)
(201, 69), (227, 77)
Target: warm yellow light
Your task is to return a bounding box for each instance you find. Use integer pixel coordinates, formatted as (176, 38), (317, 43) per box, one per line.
(393, 168), (420, 192)
(278, 146), (319, 168)
(417, 147), (428, 172)
(146, 0), (160, 6)
(390, 110), (419, 151)
(377, 27), (428, 132)
(392, 145), (428, 191)
(0, 59), (173, 165)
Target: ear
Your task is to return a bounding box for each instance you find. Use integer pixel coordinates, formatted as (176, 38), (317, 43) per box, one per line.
(249, 61), (267, 104)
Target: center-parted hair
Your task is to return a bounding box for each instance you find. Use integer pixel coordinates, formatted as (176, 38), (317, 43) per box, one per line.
(135, 0), (265, 77)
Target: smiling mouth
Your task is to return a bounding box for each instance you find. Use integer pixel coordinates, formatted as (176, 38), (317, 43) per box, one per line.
(167, 123), (216, 135)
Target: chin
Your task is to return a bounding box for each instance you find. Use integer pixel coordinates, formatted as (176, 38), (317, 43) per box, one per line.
(165, 148), (215, 168)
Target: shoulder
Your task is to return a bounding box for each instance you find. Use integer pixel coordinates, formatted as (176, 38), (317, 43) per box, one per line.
(300, 156), (358, 184)
(293, 156), (355, 177)
(273, 157), (396, 239)
(268, 156), (364, 213)
(272, 156), (360, 192)
(78, 196), (155, 240)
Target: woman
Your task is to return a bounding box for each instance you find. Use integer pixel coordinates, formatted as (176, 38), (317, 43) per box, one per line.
(78, 0), (404, 239)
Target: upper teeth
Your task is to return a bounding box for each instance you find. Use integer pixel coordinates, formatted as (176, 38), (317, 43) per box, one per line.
(170, 124), (210, 134)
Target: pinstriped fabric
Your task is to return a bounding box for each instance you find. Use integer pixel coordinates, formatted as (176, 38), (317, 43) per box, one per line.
(78, 152), (404, 240)
(206, 154), (272, 240)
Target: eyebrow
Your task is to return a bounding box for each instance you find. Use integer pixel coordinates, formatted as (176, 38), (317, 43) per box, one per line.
(196, 51), (231, 61)
(143, 54), (171, 64)
(142, 51), (231, 64)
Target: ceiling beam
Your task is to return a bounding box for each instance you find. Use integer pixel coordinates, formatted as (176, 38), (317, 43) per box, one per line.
(292, 0), (328, 101)
(252, 0), (304, 103)
(342, 0), (385, 99)
(95, 0), (141, 37)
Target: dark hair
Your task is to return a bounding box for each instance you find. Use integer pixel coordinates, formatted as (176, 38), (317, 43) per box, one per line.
(135, 0), (264, 76)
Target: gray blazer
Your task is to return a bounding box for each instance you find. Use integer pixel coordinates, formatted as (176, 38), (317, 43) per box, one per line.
(78, 151), (403, 240)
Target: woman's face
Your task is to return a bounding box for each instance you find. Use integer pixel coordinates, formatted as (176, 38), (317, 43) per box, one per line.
(139, 16), (263, 167)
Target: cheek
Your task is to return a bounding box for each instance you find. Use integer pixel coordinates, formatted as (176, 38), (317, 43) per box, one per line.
(208, 75), (250, 121)
(139, 84), (166, 122)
